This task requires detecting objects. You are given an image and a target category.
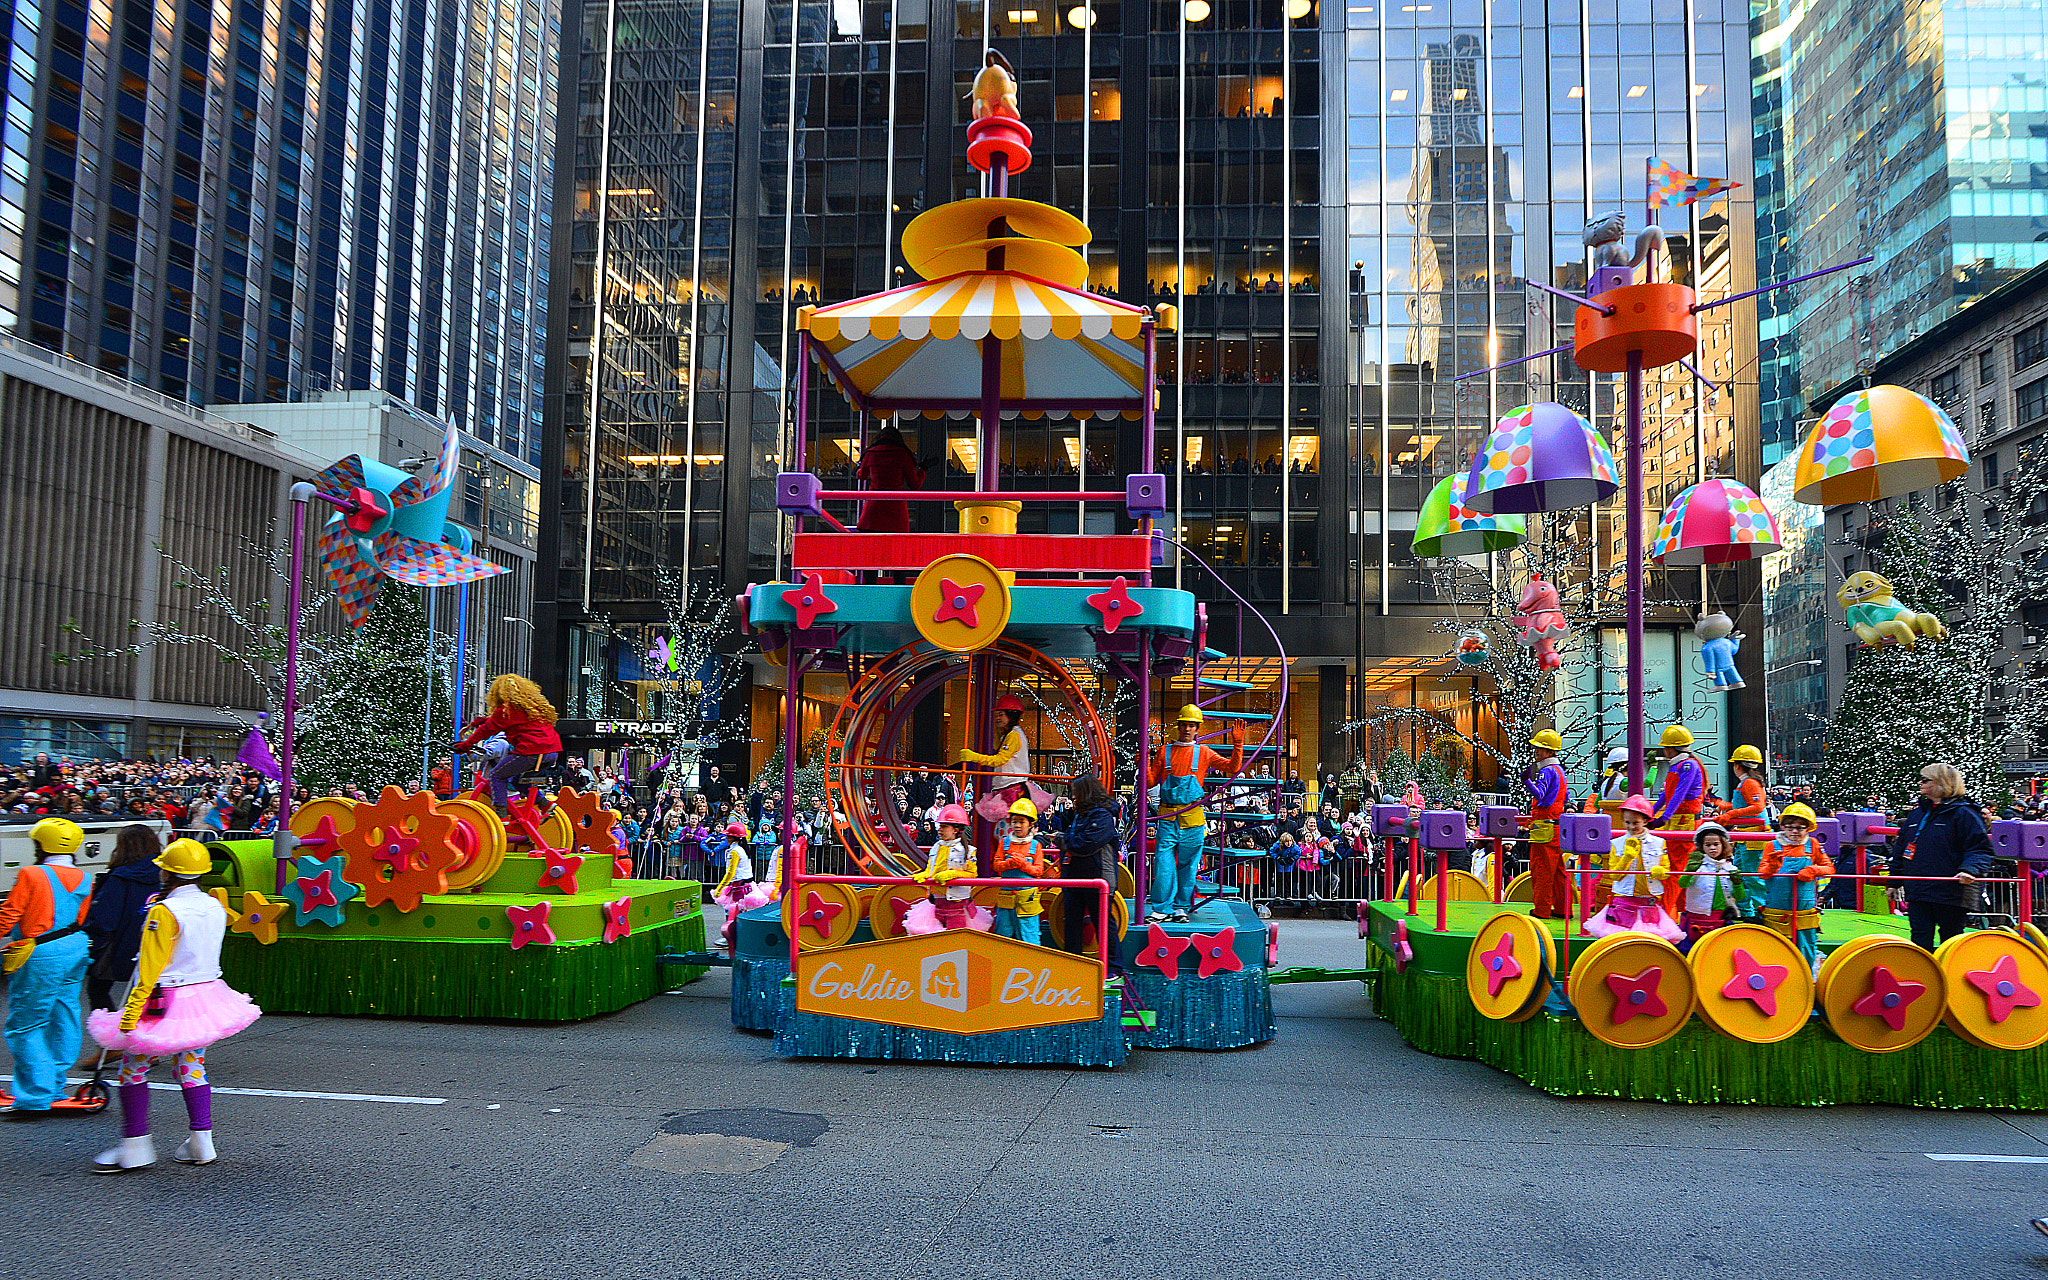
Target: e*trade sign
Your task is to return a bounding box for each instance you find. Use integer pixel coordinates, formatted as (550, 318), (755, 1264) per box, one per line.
(794, 929), (1106, 1034)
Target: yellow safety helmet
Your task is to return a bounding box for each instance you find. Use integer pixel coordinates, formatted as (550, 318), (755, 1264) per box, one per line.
(28, 817), (83, 858)
(1528, 729), (1564, 752)
(1659, 724), (1694, 749)
(1779, 802), (1818, 828)
(1729, 744), (1763, 766)
(154, 838), (212, 877)
(1008, 797), (1039, 821)
(1176, 704), (1205, 724)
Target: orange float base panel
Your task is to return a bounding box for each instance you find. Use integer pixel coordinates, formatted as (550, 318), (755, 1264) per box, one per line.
(1573, 282), (1698, 373)
(792, 532), (1152, 574)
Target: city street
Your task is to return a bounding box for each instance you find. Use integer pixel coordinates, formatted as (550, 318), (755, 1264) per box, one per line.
(4, 919), (2045, 1279)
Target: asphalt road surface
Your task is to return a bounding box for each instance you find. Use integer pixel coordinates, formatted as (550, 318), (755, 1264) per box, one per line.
(3, 918), (2044, 1280)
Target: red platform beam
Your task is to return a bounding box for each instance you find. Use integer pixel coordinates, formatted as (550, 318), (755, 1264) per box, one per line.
(793, 532), (1152, 573)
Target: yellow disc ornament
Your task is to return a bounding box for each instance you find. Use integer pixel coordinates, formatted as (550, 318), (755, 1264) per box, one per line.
(1566, 933), (1696, 1048)
(1421, 869), (1495, 905)
(1465, 910), (1553, 1021)
(437, 796), (509, 891)
(1817, 936), (1947, 1053)
(782, 881), (864, 951)
(1937, 929), (2048, 1051)
(1503, 870), (1532, 903)
(1686, 923), (1813, 1045)
(868, 881), (929, 939)
(910, 554), (1012, 653)
(1039, 886), (1130, 953)
(288, 796), (358, 842)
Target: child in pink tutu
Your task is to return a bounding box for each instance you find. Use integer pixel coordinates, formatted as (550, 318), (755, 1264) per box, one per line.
(913, 805), (976, 930)
(86, 838), (260, 1174)
(1583, 794), (1683, 942)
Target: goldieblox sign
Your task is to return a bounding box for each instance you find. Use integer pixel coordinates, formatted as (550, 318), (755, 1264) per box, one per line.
(793, 929), (1106, 1034)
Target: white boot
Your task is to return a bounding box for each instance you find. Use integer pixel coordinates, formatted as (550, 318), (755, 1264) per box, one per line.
(92, 1136), (156, 1174)
(174, 1130), (216, 1165)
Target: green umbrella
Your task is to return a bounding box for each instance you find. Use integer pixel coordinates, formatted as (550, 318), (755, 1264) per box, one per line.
(1412, 472), (1528, 557)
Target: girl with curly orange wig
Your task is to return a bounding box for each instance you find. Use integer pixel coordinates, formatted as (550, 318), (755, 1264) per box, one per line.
(455, 675), (563, 809)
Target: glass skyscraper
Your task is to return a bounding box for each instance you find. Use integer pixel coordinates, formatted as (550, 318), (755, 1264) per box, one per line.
(544, 0), (1764, 789)
(1752, 0), (2048, 462)
(7, 0), (558, 461)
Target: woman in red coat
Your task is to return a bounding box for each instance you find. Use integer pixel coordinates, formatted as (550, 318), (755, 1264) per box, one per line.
(454, 675), (564, 809)
(854, 425), (926, 533)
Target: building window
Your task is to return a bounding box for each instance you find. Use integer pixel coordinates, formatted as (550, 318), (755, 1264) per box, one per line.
(1985, 449), (2000, 489)
(2018, 319), (2048, 371)
(2019, 375), (2048, 428)
(1931, 367), (1962, 410)
(1982, 348), (1997, 383)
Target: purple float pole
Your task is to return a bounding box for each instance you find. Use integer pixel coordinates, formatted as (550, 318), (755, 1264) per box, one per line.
(277, 484), (314, 887)
(1134, 629), (1151, 922)
(1625, 350), (1646, 796)
(781, 651), (800, 902)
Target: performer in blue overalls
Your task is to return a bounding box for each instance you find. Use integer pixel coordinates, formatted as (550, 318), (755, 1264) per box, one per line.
(0, 818), (93, 1120)
(1145, 705), (1245, 923)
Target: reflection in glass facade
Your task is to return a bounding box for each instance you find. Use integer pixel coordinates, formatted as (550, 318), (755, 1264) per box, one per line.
(1753, 0), (2048, 462)
(546, 0), (1765, 778)
(6, 0), (556, 462)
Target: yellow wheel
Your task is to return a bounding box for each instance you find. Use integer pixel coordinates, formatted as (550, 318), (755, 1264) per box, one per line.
(1512, 920), (1558, 1022)
(1040, 887), (1130, 953)
(1938, 929), (2048, 1051)
(1465, 910), (1553, 1021)
(1817, 936), (1946, 1053)
(1503, 870), (1532, 903)
(782, 882), (863, 950)
(1566, 933), (1696, 1049)
(869, 882), (929, 939)
(288, 797), (357, 847)
(909, 553), (1012, 653)
(1687, 923), (1813, 1045)
(517, 805), (572, 853)
(438, 797), (508, 891)
(2020, 922), (2048, 965)
(1119, 861), (1136, 900)
(1420, 869), (1494, 904)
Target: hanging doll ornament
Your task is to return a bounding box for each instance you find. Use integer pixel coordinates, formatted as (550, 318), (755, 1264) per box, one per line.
(1695, 610), (1745, 691)
(1836, 571), (1946, 648)
(1454, 628), (1490, 667)
(1514, 572), (1570, 671)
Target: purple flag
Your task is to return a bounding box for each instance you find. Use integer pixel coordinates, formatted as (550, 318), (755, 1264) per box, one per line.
(237, 726), (282, 781)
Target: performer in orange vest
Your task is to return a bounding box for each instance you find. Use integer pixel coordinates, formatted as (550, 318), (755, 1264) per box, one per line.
(1711, 744), (1770, 920)
(1524, 730), (1570, 918)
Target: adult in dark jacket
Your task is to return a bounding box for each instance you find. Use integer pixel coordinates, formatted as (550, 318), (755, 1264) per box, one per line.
(82, 825), (164, 1012)
(1062, 775), (1123, 975)
(1889, 763), (1997, 951)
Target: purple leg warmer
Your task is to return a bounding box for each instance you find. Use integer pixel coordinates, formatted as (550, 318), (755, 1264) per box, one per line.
(181, 1083), (211, 1131)
(119, 1081), (150, 1138)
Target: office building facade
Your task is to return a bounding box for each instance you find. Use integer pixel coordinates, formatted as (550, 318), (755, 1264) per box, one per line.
(543, 0), (1764, 792)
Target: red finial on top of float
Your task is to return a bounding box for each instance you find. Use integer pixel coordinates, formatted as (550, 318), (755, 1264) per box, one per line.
(965, 50), (1032, 175)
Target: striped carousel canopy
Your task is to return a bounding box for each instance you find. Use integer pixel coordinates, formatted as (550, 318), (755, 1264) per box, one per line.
(796, 272), (1167, 421)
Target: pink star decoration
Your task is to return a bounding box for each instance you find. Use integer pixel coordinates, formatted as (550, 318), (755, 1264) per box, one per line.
(601, 896), (632, 944)
(1190, 926), (1243, 978)
(1850, 964), (1927, 1032)
(781, 571), (839, 631)
(1965, 953), (2041, 1024)
(1605, 965), (1668, 1025)
(342, 485), (389, 534)
(302, 814), (345, 853)
(930, 578), (986, 629)
(1135, 923), (1191, 977)
(506, 901), (554, 950)
(799, 889), (845, 939)
(298, 870), (339, 910)
(1478, 930), (1523, 998)
(373, 833), (419, 876)
(537, 847), (584, 895)
(1392, 920), (1413, 973)
(1720, 947), (1788, 1016)
(1084, 576), (1145, 634)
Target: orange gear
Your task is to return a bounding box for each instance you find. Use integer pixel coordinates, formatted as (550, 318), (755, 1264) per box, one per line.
(338, 786), (463, 913)
(551, 787), (624, 864)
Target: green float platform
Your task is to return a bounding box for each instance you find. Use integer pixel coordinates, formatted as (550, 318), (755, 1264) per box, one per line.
(1362, 900), (2048, 1109)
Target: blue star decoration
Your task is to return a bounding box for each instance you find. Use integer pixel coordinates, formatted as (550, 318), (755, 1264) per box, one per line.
(281, 854), (361, 928)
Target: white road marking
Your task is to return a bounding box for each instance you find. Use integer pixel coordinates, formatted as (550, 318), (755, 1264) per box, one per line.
(1925, 1153), (2048, 1163)
(8, 1076), (447, 1106)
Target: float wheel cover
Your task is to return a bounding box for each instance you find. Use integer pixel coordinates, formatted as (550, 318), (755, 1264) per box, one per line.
(1502, 870), (1533, 903)
(1039, 887), (1130, 952)
(1565, 933), (1695, 1049)
(1465, 910), (1552, 1021)
(288, 796), (357, 841)
(909, 554), (1012, 653)
(1937, 929), (2048, 1051)
(1687, 923), (1813, 1045)
(1422, 869), (1495, 904)
(781, 881), (864, 951)
(1817, 936), (1947, 1053)
(867, 881), (928, 939)
(437, 797), (508, 891)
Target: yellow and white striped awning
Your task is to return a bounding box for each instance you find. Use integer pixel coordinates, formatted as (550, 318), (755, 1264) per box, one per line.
(797, 271), (1165, 420)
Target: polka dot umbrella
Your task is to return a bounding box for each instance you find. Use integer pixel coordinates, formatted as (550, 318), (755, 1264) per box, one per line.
(1413, 471), (1529, 557)
(1461, 402), (1620, 515)
(1648, 479), (1783, 565)
(1792, 385), (1970, 507)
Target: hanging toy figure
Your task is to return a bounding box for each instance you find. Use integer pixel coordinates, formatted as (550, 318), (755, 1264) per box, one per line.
(1514, 572), (1570, 671)
(1696, 610), (1746, 690)
(1650, 723), (1705, 920)
(0, 818), (93, 1120)
(992, 798), (1050, 945)
(1455, 629), (1489, 667)
(1677, 821), (1738, 948)
(1584, 795), (1683, 942)
(1760, 802), (1833, 976)
(1836, 571), (1946, 648)
(910, 804), (978, 932)
(1524, 730), (1571, 919)
(86, 838), (262, 1172)
(1713, 745), (1771, 920)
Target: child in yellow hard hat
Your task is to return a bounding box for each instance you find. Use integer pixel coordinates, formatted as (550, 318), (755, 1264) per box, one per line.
(992, 797), (1051, 945)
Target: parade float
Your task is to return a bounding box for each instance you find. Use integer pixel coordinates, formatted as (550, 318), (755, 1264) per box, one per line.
(725, 54), (1286, 1066)
(1362, 169), (2048, 1108)
(205, 419), (705, 1023)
